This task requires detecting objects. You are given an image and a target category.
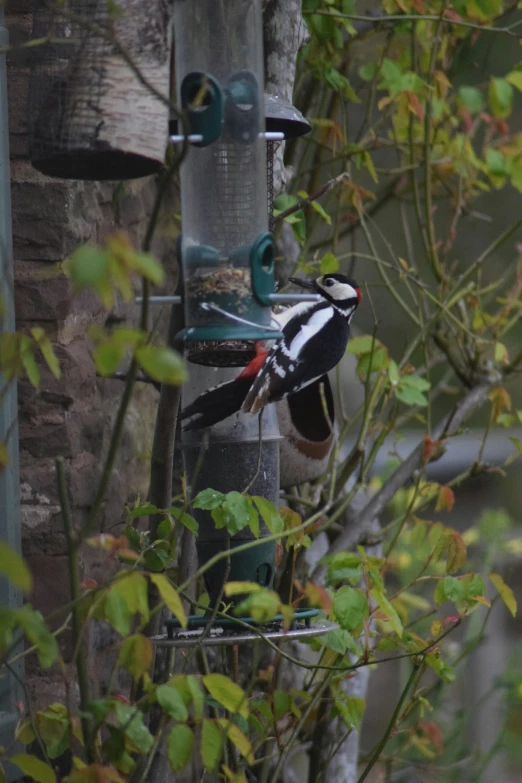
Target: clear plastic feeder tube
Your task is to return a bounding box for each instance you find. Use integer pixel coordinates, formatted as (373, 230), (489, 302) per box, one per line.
(174, 0), (270, 335)
(181, 365), (280, 606)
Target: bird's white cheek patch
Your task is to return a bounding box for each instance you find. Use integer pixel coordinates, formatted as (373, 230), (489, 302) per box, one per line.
(288, 307), (334, 359)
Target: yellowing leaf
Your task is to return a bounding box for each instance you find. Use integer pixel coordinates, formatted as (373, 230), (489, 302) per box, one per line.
(118, 634), (153, 679)
(149, 574), (187, 628)
(9, 754), (56, 783)
(446, 530), (467, 574)
(494, 342), (509, 364)
(371, 589), (403, 637)
(304, 582), (333, 613)
(30, 328), (61, 379)
(0, 441), (8, 470)
(436, 486), (455, 512)
(202, 674), (249, 719)
(0, 542), (32, 594)
(224, 582), (261, 596)
(489, 573), (517, 617)
(217, 719), (254, 764)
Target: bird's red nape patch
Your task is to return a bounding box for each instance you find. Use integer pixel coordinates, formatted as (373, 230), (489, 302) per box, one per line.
(237, 342), (269, 380)
(356, 287), (362, 305)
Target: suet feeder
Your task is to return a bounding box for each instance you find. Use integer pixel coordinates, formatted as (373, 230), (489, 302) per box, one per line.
(28, 0), (171, 180)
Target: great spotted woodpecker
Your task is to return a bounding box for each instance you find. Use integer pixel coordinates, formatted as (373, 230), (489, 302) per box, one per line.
(181, 273), (361, 431)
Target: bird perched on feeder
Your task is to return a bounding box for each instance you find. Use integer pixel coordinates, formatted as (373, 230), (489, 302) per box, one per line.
(181, 273), (361, 431)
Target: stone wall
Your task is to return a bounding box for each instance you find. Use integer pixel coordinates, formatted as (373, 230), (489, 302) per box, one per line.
(6, 5), (175, 709)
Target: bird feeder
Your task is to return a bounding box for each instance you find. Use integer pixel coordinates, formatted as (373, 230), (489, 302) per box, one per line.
(150, 0), (335, 648)
(28, 0), (171, 180)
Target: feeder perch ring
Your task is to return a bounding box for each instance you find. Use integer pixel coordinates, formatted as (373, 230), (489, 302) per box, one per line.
(151, 620), (338, 649)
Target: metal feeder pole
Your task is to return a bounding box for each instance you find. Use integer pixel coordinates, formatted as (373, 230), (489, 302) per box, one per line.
(0, 9), (24, 781)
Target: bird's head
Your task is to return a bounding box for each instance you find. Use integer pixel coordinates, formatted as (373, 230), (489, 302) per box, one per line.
(289, 273), (361, 317)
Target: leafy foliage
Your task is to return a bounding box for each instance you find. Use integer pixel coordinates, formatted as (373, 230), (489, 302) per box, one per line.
(2, 1), (522, 781)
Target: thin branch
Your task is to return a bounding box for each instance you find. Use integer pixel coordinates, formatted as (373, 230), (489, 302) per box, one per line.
(56, 457), (93, 763)
(274, 172), (350, 223)
(356, 663), (425, 783)
(302, 10), (522, 38)
(329, 383), (491, 556)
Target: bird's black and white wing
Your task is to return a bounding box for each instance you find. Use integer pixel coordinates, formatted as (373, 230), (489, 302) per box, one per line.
(242, 302), (349, 414)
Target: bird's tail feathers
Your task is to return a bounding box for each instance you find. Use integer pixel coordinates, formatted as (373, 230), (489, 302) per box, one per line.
(181, 376), (253, 431)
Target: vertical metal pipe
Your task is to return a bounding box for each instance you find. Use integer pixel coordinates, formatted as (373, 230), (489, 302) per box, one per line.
(0, 10), (23, 781)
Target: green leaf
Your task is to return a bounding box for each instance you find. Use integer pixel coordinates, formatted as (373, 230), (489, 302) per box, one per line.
(489, 77), (514, 119)
(128, 503), (160, 519)
(489, 573), (517, 616)
(201, 719), (223, 772)
(187, 675), (205, 720)
(193, 489), (225, 510)
(135, 346), (186, 386)
(203, 674), (249, 718)
(211, 492), (253, 536)
(395, 381), (429, 407)
(234, 588), (281, 623)
(103, 589), (132, 636)
(118, 634), (153, 679)
(486, 148), (508, 177)
(324, 628), (361, 655)
(458, 85), (484, 114)
(111, 572), (149, 626)
(335, 695), (366, 731)
(149, 573), (187, 628)
(20, 335), (40, 387)
(167, 724), (193, 772)
(114, 702), (153, 753)
(311, 201), (332, 226)
(357, 346), (389, 377)
(443, 576), (465, 603)
(13, 605), (58, 668)
(157, 517), (174, 540)
(156, 685), (189, 721)
(345, 334), (380, 355)
(321, 552), (362, 586)
(30, 328), (60, 379)
(132, 253), (165, 285)
(273, 690), (292, 720)
(506, 70), (522, 92)
(252, 496), (283, 534)
(359, 62), (378, 81)
(9, 754), (56, 783)
(400, 375), (431, 392)
(67, 246), (110, 291)
(93, 342), (125, 377)
(0, 542), (32, 593)
(320, 252), (339, 274)
(323, 67), (360, 103)
(169, 507), (198, 535)
(333, 586), (367, 631)
(371, 589), (403, 637)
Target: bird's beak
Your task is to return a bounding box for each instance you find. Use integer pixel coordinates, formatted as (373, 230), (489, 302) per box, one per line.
(289, 277), (318, 291)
